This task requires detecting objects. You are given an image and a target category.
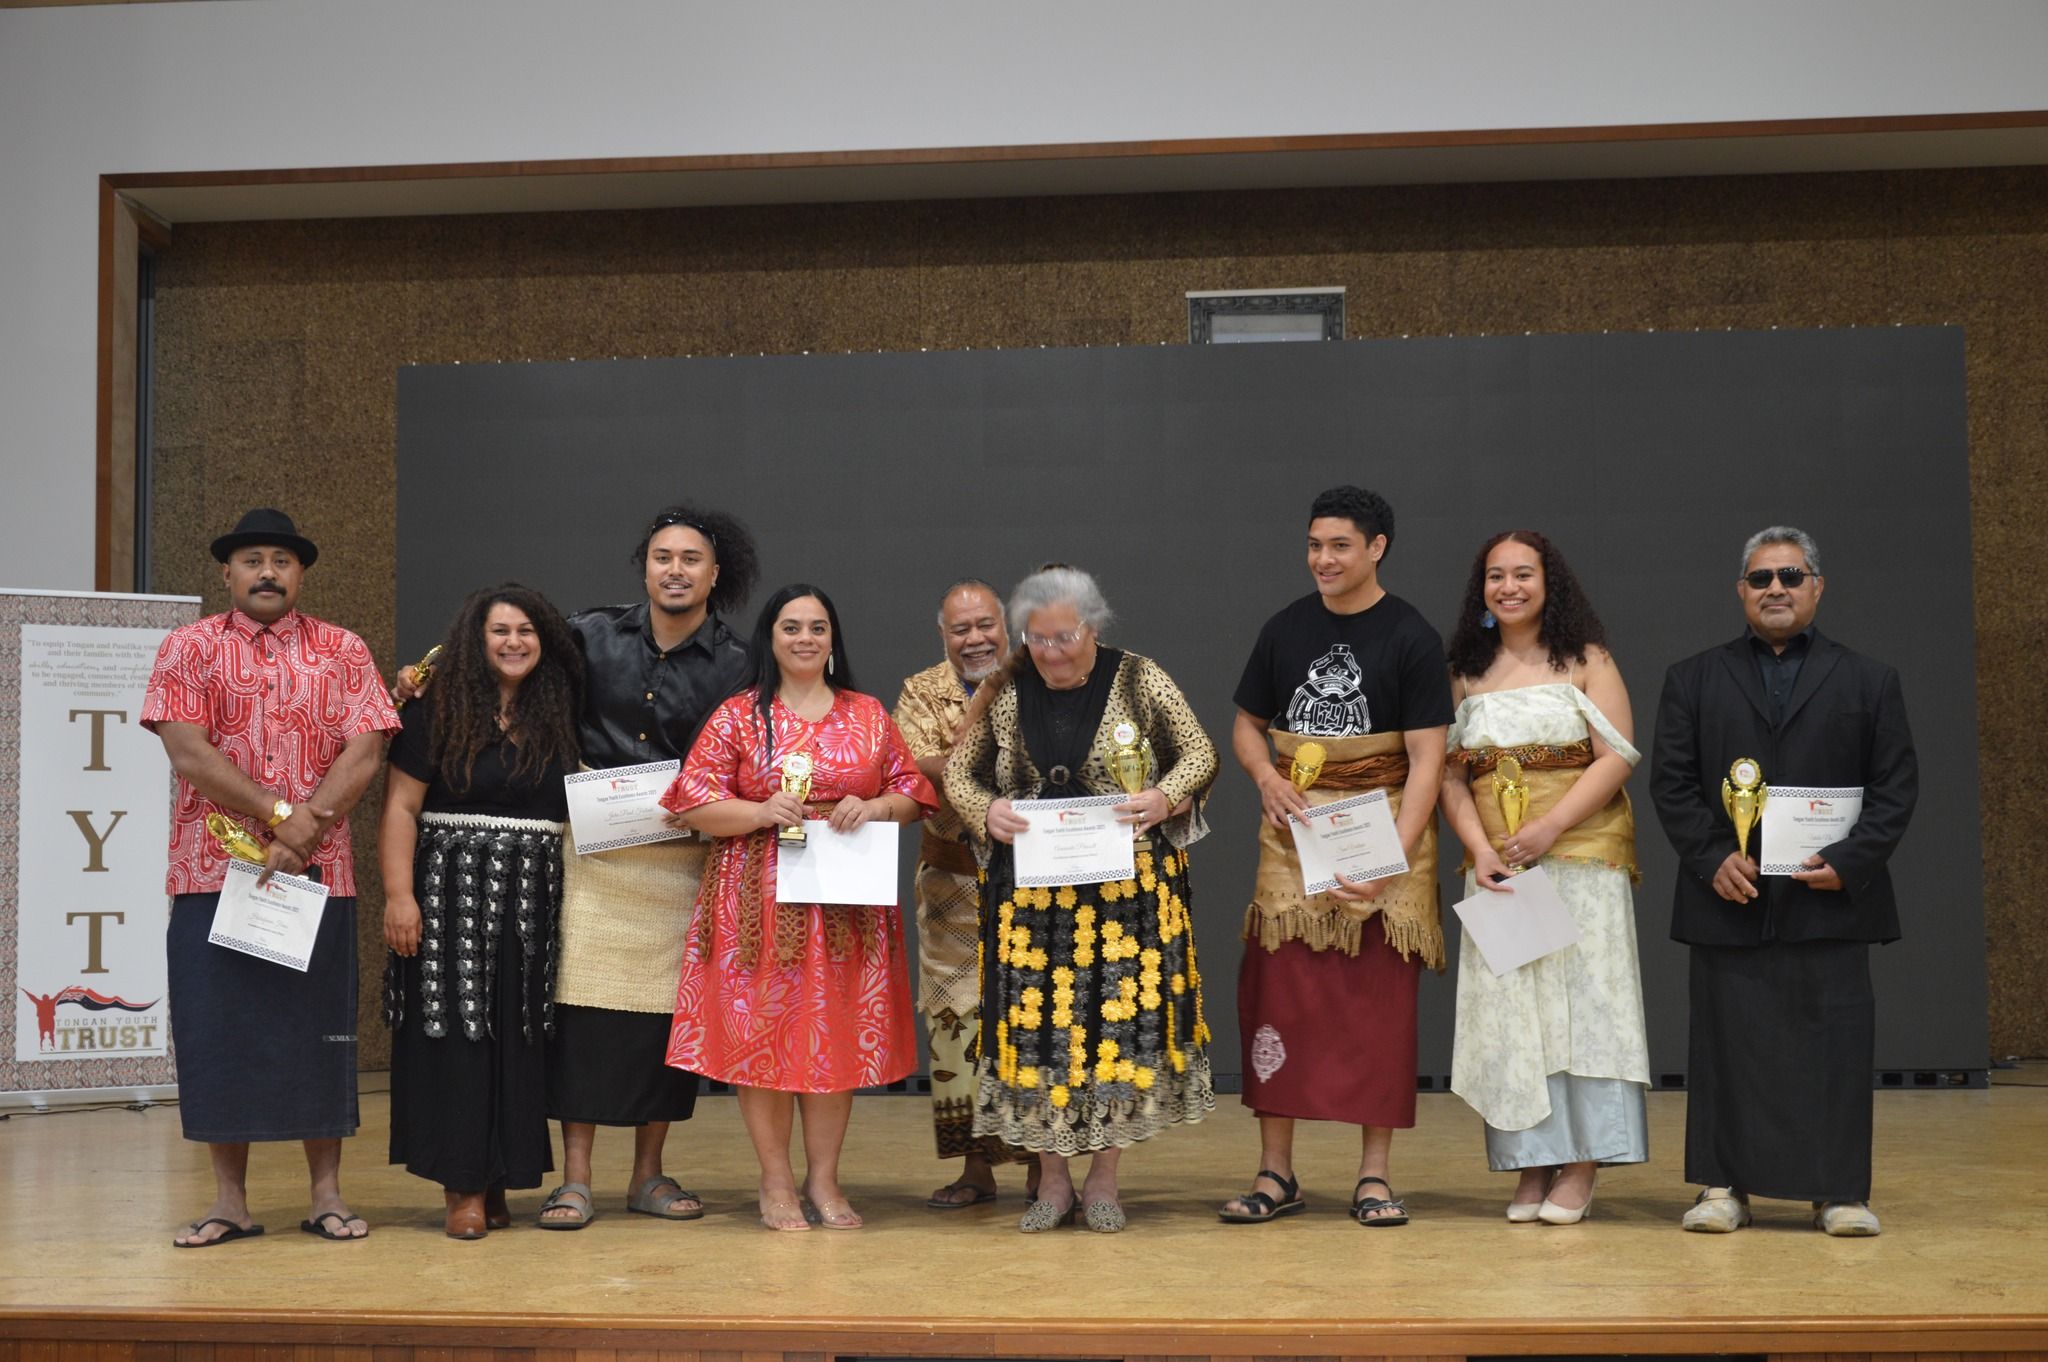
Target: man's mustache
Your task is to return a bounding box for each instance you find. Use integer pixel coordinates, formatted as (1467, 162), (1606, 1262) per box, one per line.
(250, 583), (285, 594)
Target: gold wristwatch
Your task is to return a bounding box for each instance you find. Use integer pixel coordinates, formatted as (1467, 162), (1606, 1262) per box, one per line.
(267, 799), (294, 828)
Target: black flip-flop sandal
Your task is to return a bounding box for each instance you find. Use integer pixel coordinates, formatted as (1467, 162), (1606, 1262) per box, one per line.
(1219, 1168), (1307, 1223)
(927, 1180), (999, 1210)
(172, 1216), (264, 1248)
(298, 1210), (369, 1240)
(1351, 1176), (1409, 1227)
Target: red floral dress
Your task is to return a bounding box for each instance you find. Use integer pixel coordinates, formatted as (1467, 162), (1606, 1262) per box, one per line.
(660, 690), (936, 1092)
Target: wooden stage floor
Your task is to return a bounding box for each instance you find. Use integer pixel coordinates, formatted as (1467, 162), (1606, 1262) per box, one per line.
(3, 1082), (2046, 1359)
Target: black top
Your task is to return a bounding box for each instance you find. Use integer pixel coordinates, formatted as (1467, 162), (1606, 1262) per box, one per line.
(1015, 648), (1122, 799)
(1651, 629), (1918, 947)
(570, 604), (751, 769)
(1234, 591), (1453, 736)
(1749, 626), (1815, 727)
(390, 701), (573, 821)
(1045, 685), (1091, 751)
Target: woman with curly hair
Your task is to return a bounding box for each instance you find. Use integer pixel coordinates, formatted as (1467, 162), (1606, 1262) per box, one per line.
(380, 583), (584, 1239)
(1440, 531), (1650, 1226)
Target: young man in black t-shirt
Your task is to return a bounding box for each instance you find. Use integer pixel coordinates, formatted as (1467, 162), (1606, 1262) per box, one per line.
(1218, 486), (1452, 1228)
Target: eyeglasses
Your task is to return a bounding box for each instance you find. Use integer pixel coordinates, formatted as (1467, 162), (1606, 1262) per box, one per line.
(1023, 627), (1089, 650)
(1742, 567), (1814, 590)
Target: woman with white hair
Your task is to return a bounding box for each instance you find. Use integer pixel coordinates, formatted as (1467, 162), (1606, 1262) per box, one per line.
(945, 565), (1219, 1233)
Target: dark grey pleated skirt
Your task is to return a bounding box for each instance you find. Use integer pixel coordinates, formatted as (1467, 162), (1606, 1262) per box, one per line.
(167, 891), (359, 1142)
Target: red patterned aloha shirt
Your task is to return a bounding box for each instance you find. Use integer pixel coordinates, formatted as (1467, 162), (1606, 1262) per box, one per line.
(141, 609), (401, 896)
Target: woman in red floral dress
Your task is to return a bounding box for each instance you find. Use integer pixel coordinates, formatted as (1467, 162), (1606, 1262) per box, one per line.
(660, 584), (935, 1231)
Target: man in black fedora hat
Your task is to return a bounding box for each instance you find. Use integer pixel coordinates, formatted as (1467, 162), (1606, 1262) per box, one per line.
(142, 508), (401, 1246)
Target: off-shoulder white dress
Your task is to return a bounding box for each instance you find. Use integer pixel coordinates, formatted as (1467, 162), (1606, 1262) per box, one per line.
(1448, 682), (1650, 1169)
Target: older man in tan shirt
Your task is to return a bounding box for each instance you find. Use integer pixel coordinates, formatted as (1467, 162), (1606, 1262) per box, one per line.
(892, 578), (1038, 1207)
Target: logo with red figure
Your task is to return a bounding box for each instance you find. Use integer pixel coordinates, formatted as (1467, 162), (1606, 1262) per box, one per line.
(19, 985), (160, 1054)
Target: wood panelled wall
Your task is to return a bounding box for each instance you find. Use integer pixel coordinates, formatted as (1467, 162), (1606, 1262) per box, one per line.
(145, 166), (2048, 1067)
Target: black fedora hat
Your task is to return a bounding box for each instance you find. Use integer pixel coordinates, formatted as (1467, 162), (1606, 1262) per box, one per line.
(210, 508), (319, 567)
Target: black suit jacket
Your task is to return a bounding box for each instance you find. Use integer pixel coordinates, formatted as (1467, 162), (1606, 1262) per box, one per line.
(1650, 629), (1917, 946)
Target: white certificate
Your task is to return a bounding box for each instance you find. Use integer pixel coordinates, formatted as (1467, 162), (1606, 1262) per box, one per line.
(1759, 785), (1864, 876)
(1450, 865), (1583, 978)
(1012, 794), (1135, 888)
(208, 858), (330, 972)
(565, 760), (684, 854)
(1288, 789), (1409, 895)
(776, 820), (900, 905)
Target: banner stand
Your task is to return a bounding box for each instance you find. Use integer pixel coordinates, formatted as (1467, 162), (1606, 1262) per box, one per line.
(1, 588), (199, 1111)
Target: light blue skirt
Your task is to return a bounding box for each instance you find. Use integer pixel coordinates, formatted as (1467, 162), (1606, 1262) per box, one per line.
(1485, 1072), (1647, 1170)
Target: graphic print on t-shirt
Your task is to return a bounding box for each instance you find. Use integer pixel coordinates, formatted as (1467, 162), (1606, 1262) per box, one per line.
(1284, 643), (1371, 736)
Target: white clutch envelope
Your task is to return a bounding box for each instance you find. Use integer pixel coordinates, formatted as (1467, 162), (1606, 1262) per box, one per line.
(775, 820), (900, 905)
(1450, 865), (1582, 978)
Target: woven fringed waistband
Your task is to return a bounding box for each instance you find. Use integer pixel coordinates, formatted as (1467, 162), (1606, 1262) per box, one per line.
(1459, 757), (1640, 883)
(1248, 729), (1443, 969)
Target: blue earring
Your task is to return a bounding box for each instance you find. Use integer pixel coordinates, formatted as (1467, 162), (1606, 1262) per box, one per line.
(1480, 610), (1497, 630)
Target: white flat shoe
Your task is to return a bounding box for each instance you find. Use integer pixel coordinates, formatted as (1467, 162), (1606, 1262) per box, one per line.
(1814, 1200), (1881, 1236)
(1681, 1186), (1752, 1233)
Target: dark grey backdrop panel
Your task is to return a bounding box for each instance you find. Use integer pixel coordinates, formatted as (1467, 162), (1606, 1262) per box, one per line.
(397, 327), (1985, 1084)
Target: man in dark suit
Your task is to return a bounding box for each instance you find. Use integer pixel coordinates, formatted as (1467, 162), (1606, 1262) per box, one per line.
(1651, 526), (1916, 1237)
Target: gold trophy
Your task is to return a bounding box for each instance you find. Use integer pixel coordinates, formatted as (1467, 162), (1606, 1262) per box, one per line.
(778, 752), (814, 847)
(1103, 721), (1157, 836)
(1722, 757), (1767, 862)
(1493, 754), (1530, 871)
(1289, 740), (1327, 794)
(205, 812), (266, 863)
(395, 643), (443, 710)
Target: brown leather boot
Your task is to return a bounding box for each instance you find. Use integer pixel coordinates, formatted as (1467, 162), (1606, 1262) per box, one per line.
(484, 1187), (511, 1230)
(444, 1190), (487, 1240)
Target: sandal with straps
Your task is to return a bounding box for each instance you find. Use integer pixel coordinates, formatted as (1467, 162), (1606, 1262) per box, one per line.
(1218, 1168), (1307, 1223)
(537, 1181), (595, 1230)
(1351, 1175), (1409, 1227)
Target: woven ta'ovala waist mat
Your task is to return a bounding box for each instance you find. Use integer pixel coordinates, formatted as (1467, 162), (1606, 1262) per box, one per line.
(1245, 729), (1442, 968)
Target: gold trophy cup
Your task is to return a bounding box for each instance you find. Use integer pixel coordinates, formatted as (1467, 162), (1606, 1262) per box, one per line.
(1493, 754), (1530, 871)
(1289, 740), (1327, 794)
(205, 812), (267, 863)
(778, 752), (814, 847)
(1102, 721), (1157, 837)
(1722, 757), (1767, 862)
(395, 643), (443, 709)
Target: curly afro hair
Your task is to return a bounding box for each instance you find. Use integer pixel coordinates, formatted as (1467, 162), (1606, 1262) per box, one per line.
(630, 503), (761, 617)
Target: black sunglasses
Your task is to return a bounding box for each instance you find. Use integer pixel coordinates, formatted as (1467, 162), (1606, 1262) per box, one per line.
(1742, 566), (1813, 590)
(651, 513), (716, 549)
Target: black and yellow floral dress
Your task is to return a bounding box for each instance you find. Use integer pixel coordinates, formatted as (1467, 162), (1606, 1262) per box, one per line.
(945, 648), (1218, 1155)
